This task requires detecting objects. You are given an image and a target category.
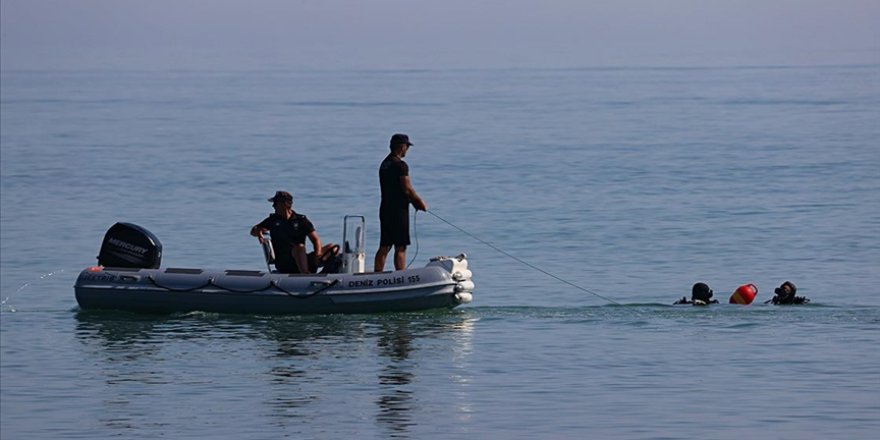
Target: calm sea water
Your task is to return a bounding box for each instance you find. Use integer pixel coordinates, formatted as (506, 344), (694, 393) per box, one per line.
(2, 65), (879, 439)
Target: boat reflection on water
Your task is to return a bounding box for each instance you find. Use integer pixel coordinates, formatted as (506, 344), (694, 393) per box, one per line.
(73, 309), (476, 437)
(376, 319), (417, 436)
(370, 315), (476, 437)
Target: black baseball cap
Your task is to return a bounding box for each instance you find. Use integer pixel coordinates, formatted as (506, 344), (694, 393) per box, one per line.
(390, 133), (414, 147)
(268, 191), (293, 204)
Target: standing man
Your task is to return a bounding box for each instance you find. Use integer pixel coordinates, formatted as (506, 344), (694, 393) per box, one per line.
(374, 133), (428, 272)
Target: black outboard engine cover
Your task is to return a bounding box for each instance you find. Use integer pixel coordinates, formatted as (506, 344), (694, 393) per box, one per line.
(97, 222), (162, 268)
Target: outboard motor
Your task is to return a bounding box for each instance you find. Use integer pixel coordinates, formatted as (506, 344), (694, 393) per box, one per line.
(97, 222), (162, 268)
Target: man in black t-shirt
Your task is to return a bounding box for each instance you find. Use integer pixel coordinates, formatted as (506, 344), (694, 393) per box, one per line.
(251, 191), (337, 273)
(374, 133), (428, 272)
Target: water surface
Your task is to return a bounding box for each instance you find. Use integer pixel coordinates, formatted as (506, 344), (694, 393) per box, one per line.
(2, 65), (878, 439)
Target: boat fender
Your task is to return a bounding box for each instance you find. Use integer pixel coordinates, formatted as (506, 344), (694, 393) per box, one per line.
(428, 255), (469, 274)
(729, 283), (758, 304)
(455, 280), (475, 293)
(452, 269), (473, 281)
(454, 292), (473, 304)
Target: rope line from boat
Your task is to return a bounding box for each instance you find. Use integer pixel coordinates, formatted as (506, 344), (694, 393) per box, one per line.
(406, 211), (420, 269)
(425, 210), (621, 306)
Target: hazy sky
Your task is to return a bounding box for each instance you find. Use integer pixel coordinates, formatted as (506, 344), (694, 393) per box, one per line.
(1, 0), (878, 69)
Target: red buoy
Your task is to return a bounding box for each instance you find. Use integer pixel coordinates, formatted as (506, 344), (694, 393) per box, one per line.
(729, 283), (758, 304)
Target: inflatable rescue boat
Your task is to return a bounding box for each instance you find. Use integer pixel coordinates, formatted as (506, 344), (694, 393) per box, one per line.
(74, 216), (474, 315)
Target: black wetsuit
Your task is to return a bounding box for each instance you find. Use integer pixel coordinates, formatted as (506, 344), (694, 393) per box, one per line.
(769, 295), (810, 305)
(256, 212), (315, 273)
(379, 154), (411, 246)
(673, 297), (718, 305)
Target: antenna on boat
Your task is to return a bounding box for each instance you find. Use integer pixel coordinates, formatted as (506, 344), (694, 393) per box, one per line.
(425, 210), (621, 306)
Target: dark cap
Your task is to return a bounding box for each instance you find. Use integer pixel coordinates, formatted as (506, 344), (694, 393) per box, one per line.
(268, 191), (293, 204)
(390, 133), (414, 148)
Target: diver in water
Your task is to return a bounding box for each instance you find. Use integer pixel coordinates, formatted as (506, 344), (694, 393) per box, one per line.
(674, 282), (719, 306)
(767, 281), (809, 305)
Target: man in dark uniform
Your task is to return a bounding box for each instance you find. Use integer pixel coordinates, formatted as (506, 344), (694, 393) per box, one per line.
(251, 191), (337, 274)
(374, 133), (428, 272)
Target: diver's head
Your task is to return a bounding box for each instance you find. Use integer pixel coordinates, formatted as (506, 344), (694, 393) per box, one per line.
(692, 282), (713, 303)
(774, 281), (797, 298)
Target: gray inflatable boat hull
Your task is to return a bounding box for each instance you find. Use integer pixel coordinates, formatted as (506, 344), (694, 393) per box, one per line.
(74, 256), (474, 315)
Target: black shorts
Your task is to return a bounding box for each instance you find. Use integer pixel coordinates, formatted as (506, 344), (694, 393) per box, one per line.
(277, 252), (320, 274)
(379, 207), (410, 247)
